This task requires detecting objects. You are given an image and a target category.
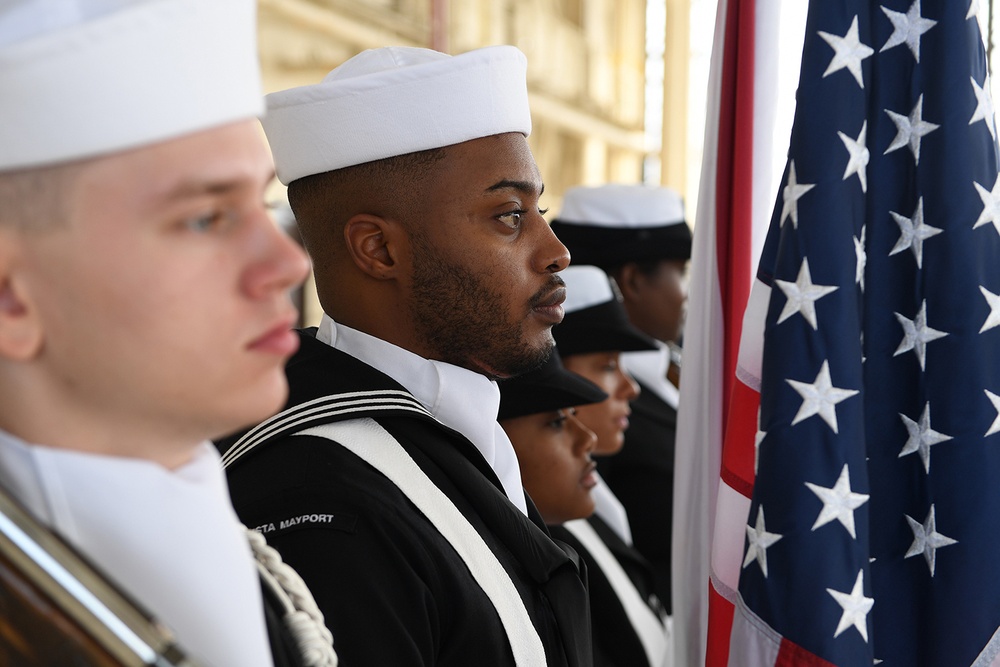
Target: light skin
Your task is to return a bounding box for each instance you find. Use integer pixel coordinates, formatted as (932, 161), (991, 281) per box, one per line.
(615, 259), (688, 343)
(329, 132), (571, 379)
(562, 351), (640, 456)
(0, 119), (310, 469)
(501, 408), (598, 524)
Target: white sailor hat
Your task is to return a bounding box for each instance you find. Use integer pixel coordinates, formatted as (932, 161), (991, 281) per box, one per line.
(551, 184), (692, 267)
(261, 45), (532, 185)
(0, 0), (264, 172)
(554, 265), (658, 357)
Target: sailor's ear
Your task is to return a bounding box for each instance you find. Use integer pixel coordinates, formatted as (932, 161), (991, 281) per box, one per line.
(0, 243), (43, 361)
(613, 262), (643, 303)
(343, 213), (408, 280)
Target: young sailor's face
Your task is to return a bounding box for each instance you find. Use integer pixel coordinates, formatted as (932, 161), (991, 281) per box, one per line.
(502, 408), (598, 525)
(12, 119), (309, 464)
(404, 133), (570, 380)
(562, 351), (640, 456)
(625, 259), (688, 344)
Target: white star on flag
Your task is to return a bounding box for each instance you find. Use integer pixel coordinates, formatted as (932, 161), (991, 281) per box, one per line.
(880, 1), (937, 62)
(827, 570), (874, 642)
(787, 360), (859, 434)
(839, 121), (870, 192)
(973, 173), (1000, 234)
(898, 403), (953, 473)
(893, 300), (948, 370)
(970, 75), (997, 140)
(888, 197), (942, 269)
(819, 15), (875, 89)
(985, 390), (1000, 437)
(854, 226), (867, 291)
(743, 505), (783, 577)
(805, 464), (870, 539)
(775, 258), (839, 330)
(715, 1), (1000, 662)
(979, 286), (1000, 333)
(904, 505), (957, 576)
(884, 95), (939, 165)
(780, 161), (816, 228)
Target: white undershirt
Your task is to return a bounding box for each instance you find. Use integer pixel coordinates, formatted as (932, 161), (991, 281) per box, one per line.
(0, 431), (273, 667)
(621, 343), (680, 410)
(591, 473), (634, 545)
(317, 315), (528, 515)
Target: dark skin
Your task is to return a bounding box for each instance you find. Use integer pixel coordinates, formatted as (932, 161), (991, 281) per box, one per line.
(293, 132), (571, 379)
(611, 258), (687, 385)
(611, 259), (688, 345)
(502, 408), (598, 525)
(563, 351), (640, 456)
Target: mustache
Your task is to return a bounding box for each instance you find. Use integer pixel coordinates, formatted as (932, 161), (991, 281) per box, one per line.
(529, 275), (567, 308)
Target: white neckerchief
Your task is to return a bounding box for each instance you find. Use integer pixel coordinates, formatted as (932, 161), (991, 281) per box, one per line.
(621, 344), (680, 410)
(591, 474), (633, 545)
(0, 431), (273, 667)
(317, 315), (528, 515)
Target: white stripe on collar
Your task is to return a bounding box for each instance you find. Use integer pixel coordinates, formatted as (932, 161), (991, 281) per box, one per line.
(296, 418), (545, 665)
(318, 316), (528, 515)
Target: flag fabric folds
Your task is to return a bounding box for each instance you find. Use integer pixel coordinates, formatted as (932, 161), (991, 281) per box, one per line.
(673, 0), (789, 664)
(724, 1), (1000, 665)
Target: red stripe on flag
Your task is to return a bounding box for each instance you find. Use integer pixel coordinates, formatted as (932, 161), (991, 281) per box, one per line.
(708, 4), (758, 662)
(706, 583), (736, 667)
(714, 0), (756, 426)
(720, 379), (760, 498)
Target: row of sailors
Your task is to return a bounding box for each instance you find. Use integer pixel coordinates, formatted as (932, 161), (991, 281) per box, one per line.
(0, 1), (690, 666)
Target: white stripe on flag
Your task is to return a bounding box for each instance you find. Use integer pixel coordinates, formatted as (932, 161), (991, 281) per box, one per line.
(712, 480), (752, 595)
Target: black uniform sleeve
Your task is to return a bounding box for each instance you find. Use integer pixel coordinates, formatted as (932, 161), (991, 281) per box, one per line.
(264, 495), (444, 666)
(227, 435), (512, 667)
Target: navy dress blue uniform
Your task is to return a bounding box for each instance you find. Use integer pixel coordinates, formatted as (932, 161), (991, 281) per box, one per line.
(550, 184), (693, 622)
(551, 514), (668, 667)
(219, 330), (592, 667)
(595, 380), (676, 612)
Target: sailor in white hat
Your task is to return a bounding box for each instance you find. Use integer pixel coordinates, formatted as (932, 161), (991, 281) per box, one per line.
(551, 184), (691, 631)
(497, 348), (606, 526)
(0, 2), (336, 666)
(551, 264), (671, 667)
(218, 46), (593, 666)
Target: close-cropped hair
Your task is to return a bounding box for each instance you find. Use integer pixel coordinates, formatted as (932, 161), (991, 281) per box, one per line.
(286, 147), (446, 267)
(0, 163), (79, 230)
(286, 147), (448, 317)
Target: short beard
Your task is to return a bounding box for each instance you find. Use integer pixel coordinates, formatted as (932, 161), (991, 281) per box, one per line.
(408, 232), (552, 379)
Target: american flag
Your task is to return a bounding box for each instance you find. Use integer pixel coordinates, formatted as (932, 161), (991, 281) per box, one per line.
(675, 0), (799, 664)
(671, 0), (768, 663)
(724, 1), (1000, 665)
